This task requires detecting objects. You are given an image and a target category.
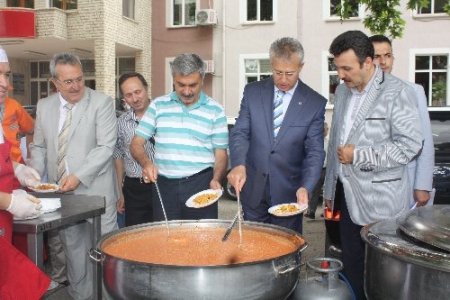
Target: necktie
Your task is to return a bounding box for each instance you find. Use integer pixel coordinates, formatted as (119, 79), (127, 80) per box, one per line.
(273, 90), (285, 137)
(57, 103), (73, 182)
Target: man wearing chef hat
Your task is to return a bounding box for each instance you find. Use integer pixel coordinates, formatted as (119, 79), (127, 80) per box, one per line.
(0, 46), (51, 299)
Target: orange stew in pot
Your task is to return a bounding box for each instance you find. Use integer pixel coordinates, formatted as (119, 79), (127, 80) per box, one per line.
(102, 226), (304, 266)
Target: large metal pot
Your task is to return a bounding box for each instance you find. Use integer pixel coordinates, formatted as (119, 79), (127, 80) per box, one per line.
(361, 205), (450, 300)
(91, 219), (307, 300)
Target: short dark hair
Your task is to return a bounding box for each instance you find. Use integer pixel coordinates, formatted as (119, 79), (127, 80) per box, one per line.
(369, 34), (392, 47)
(329, 30), (374, 65)
(118, 72), (148, 95)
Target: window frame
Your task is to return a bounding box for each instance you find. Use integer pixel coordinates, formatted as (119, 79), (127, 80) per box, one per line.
(48, 0), (77, 10)
(122, 0), (136, 20)
(413, 0), (449, 18)
(115, 57), (136, 99)
(167, 0), (199, 28)
(409, 48), (450, 111)
(323, 0), (364, 21)
(239, 53), (271, 101)
(321, 51), (341, 108)
(6, 0), (34, 8)
(240, 0), (278, 24)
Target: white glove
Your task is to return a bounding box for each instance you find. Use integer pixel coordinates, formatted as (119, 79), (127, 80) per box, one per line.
(14, 164), (41, 187)
(6, 189), (42, 219)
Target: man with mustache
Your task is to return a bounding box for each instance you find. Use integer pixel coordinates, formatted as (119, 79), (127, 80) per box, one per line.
(324, 30), (423, 299)
(29, 52), (118, 299)
(130, 53), (228, 220)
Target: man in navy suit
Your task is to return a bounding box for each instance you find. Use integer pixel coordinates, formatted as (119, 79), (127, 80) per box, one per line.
(228, 37), (327, 233)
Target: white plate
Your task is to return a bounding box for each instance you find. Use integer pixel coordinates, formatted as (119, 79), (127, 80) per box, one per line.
(13, 212), (42, 221)
(29, 183), (59, 193)
(40, 198), (61, 213)
(185, 189), (223, 208)
(268, 202), (308, 217)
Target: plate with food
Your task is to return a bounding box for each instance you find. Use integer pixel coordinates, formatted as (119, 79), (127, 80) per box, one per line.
(186, 189), (223, 208)
(29, 183), (60, 193)
(268, 202), (308, 217)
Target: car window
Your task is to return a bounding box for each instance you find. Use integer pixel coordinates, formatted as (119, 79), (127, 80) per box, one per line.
(430, 112), (450, 164)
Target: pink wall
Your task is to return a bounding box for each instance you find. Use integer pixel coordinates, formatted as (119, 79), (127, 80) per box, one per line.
(151, 0), (213, 98)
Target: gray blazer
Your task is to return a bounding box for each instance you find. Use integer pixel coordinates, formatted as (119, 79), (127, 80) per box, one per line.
(406, 83), (434, 205)
(323, 68), (423, 225)
(30, 88), (118, 233)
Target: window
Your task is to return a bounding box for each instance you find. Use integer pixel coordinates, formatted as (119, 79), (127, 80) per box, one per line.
(115, 57), (136, 98)
(326, 56), (340, 106)
(417, 0), (447, 15)
(171, 0), (196, 26)
(49, 0), (77, 10)
(30, 61), (52, 105)
(325, 0), (362, 19)
(7, 0), (34, 8)
(246, 0), (274, 22)
(123, 0), (135, 19)
(244, 58), (271, 84)
(415, 54), (449, 107)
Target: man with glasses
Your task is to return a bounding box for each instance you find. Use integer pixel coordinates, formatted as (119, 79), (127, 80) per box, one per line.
(29, 52), (118, 299)
(227, 37), (327, 233)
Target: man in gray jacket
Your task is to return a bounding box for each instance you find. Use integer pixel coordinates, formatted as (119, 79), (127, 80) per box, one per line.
(324, 31), (423, 299)
(30, 53), (118, 299)
(370, 34), (434, 208)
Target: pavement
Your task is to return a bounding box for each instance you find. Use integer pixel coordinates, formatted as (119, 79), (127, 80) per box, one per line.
(44, 197), (326, 299)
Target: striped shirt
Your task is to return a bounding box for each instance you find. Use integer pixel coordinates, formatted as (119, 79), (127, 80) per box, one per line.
(113, 109), (155, 178)
(135, 91), (228, 178)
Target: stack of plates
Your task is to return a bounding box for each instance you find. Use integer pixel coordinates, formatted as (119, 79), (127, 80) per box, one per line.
(40, 198), (61, 213)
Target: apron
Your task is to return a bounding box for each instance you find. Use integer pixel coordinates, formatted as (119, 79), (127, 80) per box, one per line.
(0, 140), (50, 299)
(0, 141), (20, 242)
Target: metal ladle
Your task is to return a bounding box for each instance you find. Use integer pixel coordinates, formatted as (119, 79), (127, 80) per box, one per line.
(222, 212), (239, 241)
(222, 191), (243, 243)
(154, 181), (170, 236)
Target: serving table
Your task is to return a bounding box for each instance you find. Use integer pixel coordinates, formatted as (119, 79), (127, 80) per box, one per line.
(13, 193), (105, 300)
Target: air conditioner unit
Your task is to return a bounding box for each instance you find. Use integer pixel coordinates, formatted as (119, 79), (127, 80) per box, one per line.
(204, 60), (215, 74)
(196, 9), (217, 26)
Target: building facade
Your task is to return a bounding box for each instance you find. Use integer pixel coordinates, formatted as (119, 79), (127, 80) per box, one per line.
(0, 0), (151, 104)
(152, 0), (449, 123)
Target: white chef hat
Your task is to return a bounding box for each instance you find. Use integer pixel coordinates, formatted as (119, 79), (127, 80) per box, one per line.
(0, 46), (9, 63)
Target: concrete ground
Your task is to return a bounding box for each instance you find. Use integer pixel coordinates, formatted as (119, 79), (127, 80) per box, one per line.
(44, 197), (326, 299)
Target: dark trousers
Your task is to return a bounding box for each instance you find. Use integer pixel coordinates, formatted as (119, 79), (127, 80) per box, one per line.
(309, 168), (326, 214)
(152, 168), (218, 221)
(123, 176), (154, 226)
(338, 180), (367, 300)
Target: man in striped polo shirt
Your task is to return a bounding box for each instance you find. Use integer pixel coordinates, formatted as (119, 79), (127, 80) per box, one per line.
(130, 53), (228, 220)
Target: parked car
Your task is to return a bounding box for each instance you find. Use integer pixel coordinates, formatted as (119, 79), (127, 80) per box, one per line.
(325, 110), (450, 258)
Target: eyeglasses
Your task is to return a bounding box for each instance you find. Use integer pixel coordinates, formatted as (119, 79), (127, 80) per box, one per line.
(272, 70), (298, 78)
(54, 76), (84, 87)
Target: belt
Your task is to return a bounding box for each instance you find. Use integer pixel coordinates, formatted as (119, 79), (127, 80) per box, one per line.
(161, 167), (213, 181)
(124, 176), (147, 183)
